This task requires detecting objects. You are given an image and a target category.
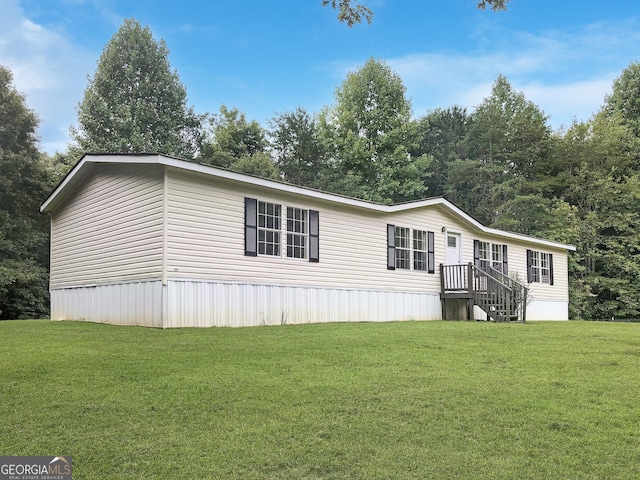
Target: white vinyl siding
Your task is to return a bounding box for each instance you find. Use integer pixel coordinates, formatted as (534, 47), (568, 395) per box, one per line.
(164, 168), (569, 305)
(165, 169), (454, 294)
(49, 164), (164, 288)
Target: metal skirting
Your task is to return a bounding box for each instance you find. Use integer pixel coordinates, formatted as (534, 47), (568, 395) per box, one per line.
(164, 281), (442, 328)
(50, 280), (163, 327)
(50, 280), (567, 327)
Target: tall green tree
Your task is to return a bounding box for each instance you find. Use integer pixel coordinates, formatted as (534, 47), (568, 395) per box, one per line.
(447, 75), (551, 226)
(269, 107), (330, 188)
(604, 61), (640, 137)
(319, 58), (430, 203)
(73, 18), (203, 158)
(201, 105), (278, 179)
(412, 106), (471, 197)
(0, 65), (49, 319)
(557, 113), (640, 319)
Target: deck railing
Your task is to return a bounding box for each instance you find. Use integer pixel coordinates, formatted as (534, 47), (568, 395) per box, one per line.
(440, 263), (528, 322)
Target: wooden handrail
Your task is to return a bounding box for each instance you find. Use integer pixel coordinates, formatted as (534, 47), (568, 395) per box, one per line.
(440, 263), (528, 322)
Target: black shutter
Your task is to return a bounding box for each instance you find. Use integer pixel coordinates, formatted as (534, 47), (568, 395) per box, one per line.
(549, 253), (554, 285)
(244, 197), (257, 256)
(502, 245), (508, 274)
(526, 249), (532, 283)
(309, 210), (319, 262)
(427, 231), (435, 274)
(473, 240), (480, 268)
(387, 224), (396, 270)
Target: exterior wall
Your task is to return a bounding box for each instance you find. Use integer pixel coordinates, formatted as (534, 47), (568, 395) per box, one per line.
(45, 158), (572, 327)
(165, 167), (569, 312)
(164, 280), (442, 328)
(166, 168), (462, 295)
(50, 280), (163, 327)
(470, 231), (570, 314)
(49, 163), (164, 288)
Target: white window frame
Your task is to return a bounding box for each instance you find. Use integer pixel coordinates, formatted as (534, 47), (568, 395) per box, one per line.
(258, 201), (281, 257)
(413, 229), (428, 272)
(540, 252), (551, 284)
(286, 206), (308, 260)
(491, 243), (504, 271)
(257, 200), (310, 260)
(394, 226), (429, 272)
(395, 227), (411, 270)
(478, 241), (490, 269)
(530, 250), (541, 283)
(478, 241), (505, 273)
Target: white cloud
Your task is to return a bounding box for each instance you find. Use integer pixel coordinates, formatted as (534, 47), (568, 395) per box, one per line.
(0, 0), (96, 153)
(383, 20), (639, 129)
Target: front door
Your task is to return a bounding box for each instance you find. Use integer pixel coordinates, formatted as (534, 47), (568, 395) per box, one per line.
(445, 232), (462, 265)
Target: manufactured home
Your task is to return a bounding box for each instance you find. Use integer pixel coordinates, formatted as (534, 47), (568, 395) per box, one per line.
(41, 154), (575, 327)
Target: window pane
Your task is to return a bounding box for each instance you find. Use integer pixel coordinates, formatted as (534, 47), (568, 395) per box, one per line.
(286, 207), (308, 258)
(258, 201), (281, 257)
(395, 227), (411, 269)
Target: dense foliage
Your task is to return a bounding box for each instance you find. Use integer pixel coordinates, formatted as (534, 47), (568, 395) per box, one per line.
(2, 14), (639, 320)
(72, 18), (203, 158)
(0, 66), (50, 319)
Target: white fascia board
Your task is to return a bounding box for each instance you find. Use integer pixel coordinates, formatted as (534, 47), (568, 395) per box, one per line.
(41, 154), (576, 252)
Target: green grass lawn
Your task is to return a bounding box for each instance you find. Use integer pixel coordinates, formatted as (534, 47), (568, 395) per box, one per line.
(1, 320), (639, 479)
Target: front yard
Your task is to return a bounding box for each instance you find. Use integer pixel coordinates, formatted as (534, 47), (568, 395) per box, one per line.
(1, 320), (638, 478)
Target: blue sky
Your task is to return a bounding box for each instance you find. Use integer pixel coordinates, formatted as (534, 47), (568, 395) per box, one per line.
(2, 0), (640, 154)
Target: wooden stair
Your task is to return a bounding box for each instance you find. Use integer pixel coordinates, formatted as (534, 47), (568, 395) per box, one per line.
(440, 263), (528, 322)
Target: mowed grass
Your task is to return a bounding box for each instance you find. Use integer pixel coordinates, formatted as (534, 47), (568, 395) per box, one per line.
(1, 320), (639, 479)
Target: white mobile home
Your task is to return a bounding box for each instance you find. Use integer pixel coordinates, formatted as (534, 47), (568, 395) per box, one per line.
(41, 154), (575, 327)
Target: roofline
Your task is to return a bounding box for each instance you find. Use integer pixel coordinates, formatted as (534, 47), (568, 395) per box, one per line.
(40, 153), (576, 251)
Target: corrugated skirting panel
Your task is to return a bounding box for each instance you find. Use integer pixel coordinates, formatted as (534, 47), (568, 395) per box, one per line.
(165, 280), (442, 328)
(50, 280), (163, 327)
(526, 299), (569, 321)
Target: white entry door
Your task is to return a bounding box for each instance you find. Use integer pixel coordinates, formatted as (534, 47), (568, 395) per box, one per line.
(445, 232), (462, 265)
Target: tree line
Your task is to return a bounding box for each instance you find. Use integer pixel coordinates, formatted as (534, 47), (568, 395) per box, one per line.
(2, 17), (639, 320)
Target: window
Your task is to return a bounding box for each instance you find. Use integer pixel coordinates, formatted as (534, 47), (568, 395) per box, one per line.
(540, 253), (551, 284)
(387, 224), (434, 273)
(491, 243), (503, 271)
(245, 198), (319, 262)
(413, 229), (427, 271)
(287, 207), (307, 259)
(527, 249), (554, 285)
(474, 240), (508, 274)
(395, 227), (411, 269)
(258, 201), (281, 256)
(478, 241), (490, 269)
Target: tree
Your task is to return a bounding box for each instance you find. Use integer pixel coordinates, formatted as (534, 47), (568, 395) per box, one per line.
(319, 58), (430, 204)
(323, 0), (511, 26)
(476, 0), (512, 11)
(411, 106), (471, 197)
(73, 18), (203, 159)
(201, 106), (278, 179)
(0, 65), (50, 319)
(555, 113), (640, 320)
(447, 75), (551, 226)
(604, 62), (640, 137)
(322, 0), (373, 27)
(269, 107), (331, 188)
